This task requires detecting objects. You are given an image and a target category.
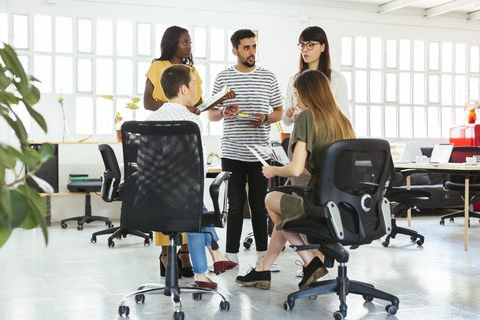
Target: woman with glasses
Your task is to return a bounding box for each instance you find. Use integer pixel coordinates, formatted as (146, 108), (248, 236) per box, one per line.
(283, 26), (350, 127)
(281, 26), (350, 279)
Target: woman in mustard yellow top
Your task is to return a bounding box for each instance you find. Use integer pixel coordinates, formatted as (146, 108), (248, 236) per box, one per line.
(143, 26), (204, 277)
(144, 26), (203, 114)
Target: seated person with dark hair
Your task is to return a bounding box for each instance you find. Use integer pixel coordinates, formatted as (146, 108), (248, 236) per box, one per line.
(142, 64), (237, 289)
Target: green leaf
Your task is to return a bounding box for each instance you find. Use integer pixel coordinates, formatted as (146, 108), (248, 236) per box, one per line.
(22, 84), (41, 108)
(0, 221), (13, 248)
(0, 68), (11, 90)
(3, 110), (28, 145)
(0, 145), (17, 169)
(0, 44), (28, 93)
(0, 90), (20, 105)
(0, 189), (28, 230)
(24, 102), (47, 133)
(17, 185), (48, 244)
(38, 143), (54, 162)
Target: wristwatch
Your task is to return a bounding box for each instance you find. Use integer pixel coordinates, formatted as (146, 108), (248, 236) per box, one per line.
(263, 114), (269, 125)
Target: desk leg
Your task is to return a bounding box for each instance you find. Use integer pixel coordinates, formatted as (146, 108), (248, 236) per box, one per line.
(45, 195), (51, 227)
(407, 176), (411, 227)
(464, 177), (469, 251)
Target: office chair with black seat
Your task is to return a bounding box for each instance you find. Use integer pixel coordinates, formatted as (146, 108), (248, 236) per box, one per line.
(117, 121), (231, 320)
(279, 139), (399, 320)
(440, 146), (480, 227)
(382, 163), (429, 247)
(90, 144), (152, 247)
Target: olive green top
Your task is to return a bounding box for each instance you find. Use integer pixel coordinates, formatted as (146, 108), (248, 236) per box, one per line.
(277, 109), (333, 230)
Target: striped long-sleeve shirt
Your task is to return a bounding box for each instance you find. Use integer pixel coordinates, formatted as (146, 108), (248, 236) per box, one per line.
(212, 66), (283, 162)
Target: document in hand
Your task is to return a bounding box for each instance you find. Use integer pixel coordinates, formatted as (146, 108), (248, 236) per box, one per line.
(197, 85), (236, 112)
(254, 145), (290, 165)
(236, 113), (259, 121)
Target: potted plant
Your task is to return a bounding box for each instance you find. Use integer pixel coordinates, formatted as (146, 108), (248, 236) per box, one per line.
(207, 152), (220, 165)
(0, 43), (53, 247)
(102, 96), (140, 141)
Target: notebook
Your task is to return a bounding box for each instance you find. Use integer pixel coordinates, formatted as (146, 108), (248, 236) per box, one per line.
(390, 142), (423, 163)
(429, 143), (454, 164)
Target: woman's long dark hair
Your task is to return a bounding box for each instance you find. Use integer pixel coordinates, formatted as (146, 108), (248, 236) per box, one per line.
(298, 26), (331, 80)
(154, 26), (193, 66)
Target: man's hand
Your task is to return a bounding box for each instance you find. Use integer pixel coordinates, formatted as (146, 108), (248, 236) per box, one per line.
(248, 113), (266, 128)
(222, 104), (240, 119)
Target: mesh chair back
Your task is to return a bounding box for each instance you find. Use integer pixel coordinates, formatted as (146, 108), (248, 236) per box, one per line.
(317, 139), (391, 245)
(120, 121), (204, 233)
(448, 146), (480, 184)
(98, 144), (122, 202)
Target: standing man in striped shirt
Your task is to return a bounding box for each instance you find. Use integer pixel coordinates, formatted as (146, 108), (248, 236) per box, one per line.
(208, 29), (284, 270)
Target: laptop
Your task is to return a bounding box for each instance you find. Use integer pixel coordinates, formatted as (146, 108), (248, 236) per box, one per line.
(391, 142), (423, 163)
(429, 143), (454, 164)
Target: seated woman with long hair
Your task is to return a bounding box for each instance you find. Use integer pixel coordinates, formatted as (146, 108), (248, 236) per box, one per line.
(235, 69), (356, 290)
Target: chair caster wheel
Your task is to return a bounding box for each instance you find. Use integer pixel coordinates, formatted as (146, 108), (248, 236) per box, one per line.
(135, 294), (145, 303)
(385, 304), (398, 315)
(91, 236), (96, 243)
(450, 218), (454, 223)
(440, 220), (444, 225)
(333, 310), (345, 320)
(382, 240), (389, 247)
(243, 242), (251, 249)
(363, 295), (373, 302)
(61, 223), (67, 229)
(173, 311), (185, 320)
(118, 305), (130, 316)
(108, 240), (115, 247)
(284, 300), (294, 310)
(193, 293), (202, 300)
(77, 225), (83, 231)
(219, 300), (230, 311)
(416, 238), (424, 246)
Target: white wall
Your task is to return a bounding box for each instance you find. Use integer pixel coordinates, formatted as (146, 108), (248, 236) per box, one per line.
(2, 0), (480, 222)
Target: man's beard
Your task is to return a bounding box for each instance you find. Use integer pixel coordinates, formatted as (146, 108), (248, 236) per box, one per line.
(241, 56), (255, 68)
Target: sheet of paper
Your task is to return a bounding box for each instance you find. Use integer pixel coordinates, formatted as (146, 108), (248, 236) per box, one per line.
(246, 146), (269, 166)
(254, 145), (290, 165)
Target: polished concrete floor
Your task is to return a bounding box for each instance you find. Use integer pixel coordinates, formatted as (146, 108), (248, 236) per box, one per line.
(1, 214), (480, 320)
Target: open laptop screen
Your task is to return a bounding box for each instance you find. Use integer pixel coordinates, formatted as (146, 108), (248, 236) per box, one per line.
(430, 143), (454, 163)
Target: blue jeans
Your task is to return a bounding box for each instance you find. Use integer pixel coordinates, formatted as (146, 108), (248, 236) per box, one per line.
(186, 204), (219, 274)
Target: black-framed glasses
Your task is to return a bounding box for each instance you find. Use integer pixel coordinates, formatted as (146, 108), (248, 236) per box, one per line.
(297, 42), (321, 51)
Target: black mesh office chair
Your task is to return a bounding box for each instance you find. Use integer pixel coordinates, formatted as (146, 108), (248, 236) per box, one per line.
(382, 163), (429, 247)
(117, 121), (231, 320)
(90, 144), (153, 247)
(279, 139), (399, 320)
(440, 146), (480, 227)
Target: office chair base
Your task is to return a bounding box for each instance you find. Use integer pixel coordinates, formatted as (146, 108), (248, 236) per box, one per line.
(90, 227), (153, 247)
(60, 216), (113, 231)
(118, 282), (230, 317)
(439, 210), (480, 228)
(382, 218), (425, 247)
(284, 264), (399, 319)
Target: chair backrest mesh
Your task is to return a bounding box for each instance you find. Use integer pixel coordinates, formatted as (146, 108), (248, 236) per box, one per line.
(318, 139), (391, 245)
(120, 121), (204, 233)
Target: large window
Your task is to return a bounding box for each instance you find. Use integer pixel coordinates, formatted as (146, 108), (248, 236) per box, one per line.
(342, 36), (480, 140)
(1, 11), (235, 136)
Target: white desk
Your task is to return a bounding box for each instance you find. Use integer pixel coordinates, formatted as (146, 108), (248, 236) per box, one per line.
(395, 162), (480, 251)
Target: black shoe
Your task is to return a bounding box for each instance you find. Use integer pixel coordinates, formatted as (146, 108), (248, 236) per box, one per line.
(236, 268), (271, 289)
(298, 257), (328, 290)
(177, 251), (194, 278)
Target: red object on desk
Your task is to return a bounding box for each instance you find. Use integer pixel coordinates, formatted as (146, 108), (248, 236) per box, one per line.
(468, 109), (477, 124)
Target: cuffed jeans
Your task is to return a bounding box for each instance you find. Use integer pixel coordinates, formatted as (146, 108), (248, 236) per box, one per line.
(221, 158), (269, 253)
(186, 204), (219, 275)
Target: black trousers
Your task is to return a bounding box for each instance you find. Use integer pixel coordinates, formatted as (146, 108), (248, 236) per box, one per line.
(222, 158), (269, 253)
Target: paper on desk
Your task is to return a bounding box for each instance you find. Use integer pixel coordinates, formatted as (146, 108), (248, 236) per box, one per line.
(246, 146), (269, 166)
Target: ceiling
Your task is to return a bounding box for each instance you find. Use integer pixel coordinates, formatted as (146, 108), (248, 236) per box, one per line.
(262, 0), (480, 21)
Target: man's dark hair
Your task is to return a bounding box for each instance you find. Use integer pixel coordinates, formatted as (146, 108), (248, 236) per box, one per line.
(160, 64), (192, 99)
(230, 29), (256, 49)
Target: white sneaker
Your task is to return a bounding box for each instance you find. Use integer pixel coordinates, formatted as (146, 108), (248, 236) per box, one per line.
(208, 265), (214, 273)
(296, 268), (304, 278)
(256, 251), (280, 272)
(224, 252), (239, 264)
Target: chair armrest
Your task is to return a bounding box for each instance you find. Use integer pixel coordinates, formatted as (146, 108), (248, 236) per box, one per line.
(209, 171), (230, 227)
(394, 168), (427, 186)
(278, 185), (330, 219)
